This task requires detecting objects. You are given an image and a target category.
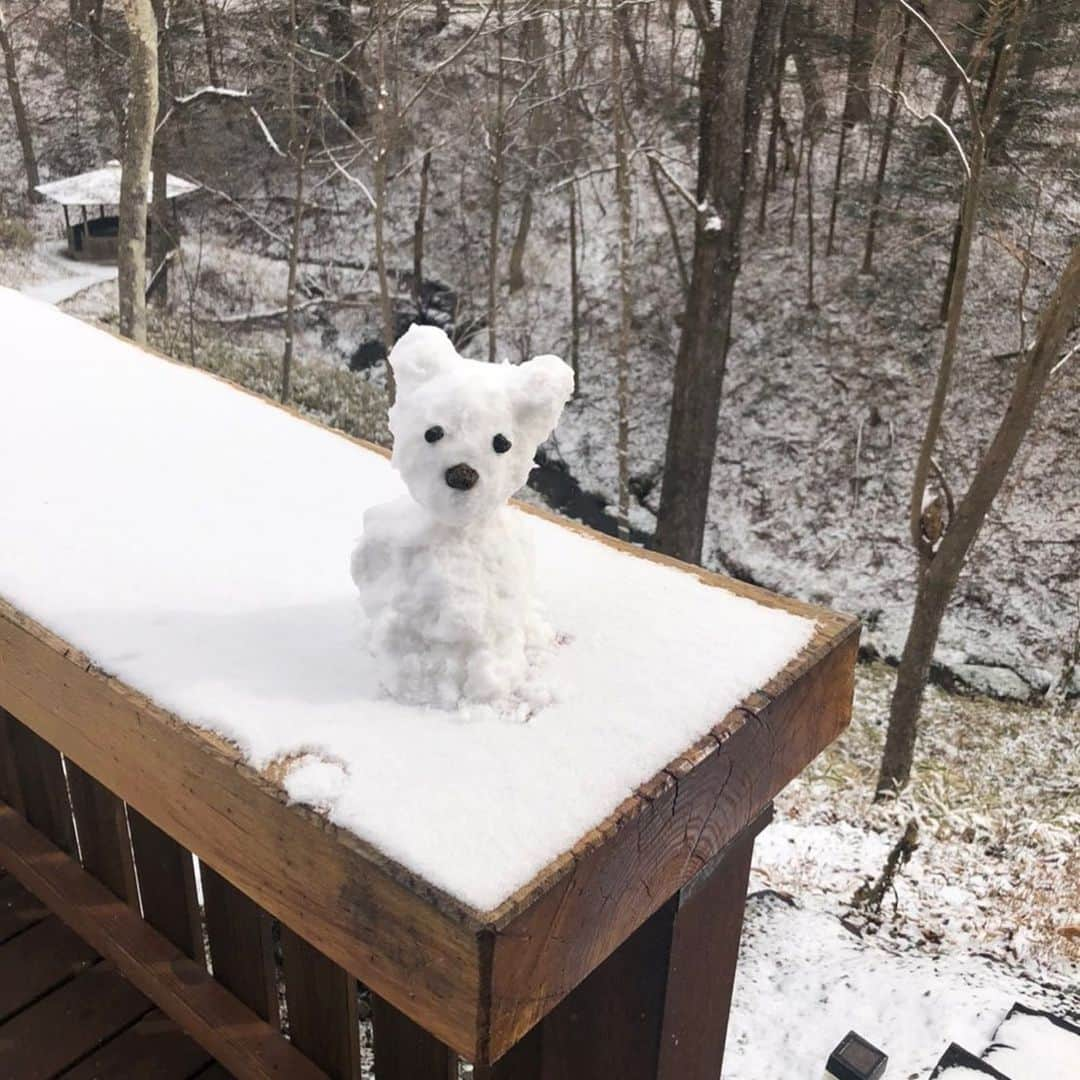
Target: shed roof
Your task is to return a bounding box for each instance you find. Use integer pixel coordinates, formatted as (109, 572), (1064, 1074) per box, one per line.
(35, 162), (200, 207)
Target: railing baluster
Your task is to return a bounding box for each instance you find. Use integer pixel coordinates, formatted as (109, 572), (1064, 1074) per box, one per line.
(201, 863), (280, 1027)
(66, 763), (139, 906)
(371, 993), (459, 1080)
(128, 809), (206, 965)
(281, 925), (362, 1078)
(0, 708), (77, 856)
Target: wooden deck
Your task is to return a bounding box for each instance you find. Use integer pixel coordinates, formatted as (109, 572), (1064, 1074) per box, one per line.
(0, 874), (226, 1079)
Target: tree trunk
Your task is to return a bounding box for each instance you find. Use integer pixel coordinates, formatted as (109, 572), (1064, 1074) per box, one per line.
(281, 0), (304, 404)
(507, 190), (533, 294)
(862, 9), (910, 274)
(149, 0), (173, 307)
(840, 0), (882, 128)
(612, 0), (633, 539)
(568, 181), (580, 389)
(198, 0), (219, 84)
(328, 0), (365, 126)
(877, 565), (953, 795)
(486, 0), (506, 363)
(118, 0), (159, 344)
(654, 0), (783, 564)
(282, 143), (308, 404)
(825, 115), (848, 255)
(373, 0), (395, 398)
(758, 15), (787, 231)
(805, 132), (817, 307)
(988, 0), (1061, 160)
(412, 148), (431, 309)
(925, 1), (988, 155)
(876, 2), (1032, 796)
(878, 240), (1080, 796)
(787, 0), (826, 138)
(0, 4), (41, 203)
(507, 7), (546, 296)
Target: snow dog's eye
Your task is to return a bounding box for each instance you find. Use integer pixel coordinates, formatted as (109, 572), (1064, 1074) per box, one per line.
(492, 434), (512, 454)
(425, 426), (445, 444)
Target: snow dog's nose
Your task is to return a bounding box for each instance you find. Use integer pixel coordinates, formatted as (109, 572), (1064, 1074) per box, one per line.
(445, 463), (479, 491)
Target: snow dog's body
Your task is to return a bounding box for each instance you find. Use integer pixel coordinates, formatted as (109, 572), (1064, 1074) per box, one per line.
(351, 325), (574, 715)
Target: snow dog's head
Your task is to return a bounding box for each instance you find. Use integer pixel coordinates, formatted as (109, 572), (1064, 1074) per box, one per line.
(387, 325), (574, 526)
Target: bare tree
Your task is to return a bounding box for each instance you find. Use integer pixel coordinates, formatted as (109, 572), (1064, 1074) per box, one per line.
(373, 0), (396, 395)
(879, 241), (1080, 796)
(841, 0), (883, 127)
(876, 0), (1052, 797)
(149, 0), (174, 307)
(862, 6), (911, 274)
(788, 0), (826, 138)
(988, 0), (1067, 159)
(654, 0), (784, 563)
(0, 2), (41, 203)
(611, 0), (633, 538)
(486, 0), (507, 362)
(118, 0), (159, 344)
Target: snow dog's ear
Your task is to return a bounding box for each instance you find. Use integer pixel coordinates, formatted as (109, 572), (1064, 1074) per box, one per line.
(510, 354), (575, 443)
(388, 324), (459, 398)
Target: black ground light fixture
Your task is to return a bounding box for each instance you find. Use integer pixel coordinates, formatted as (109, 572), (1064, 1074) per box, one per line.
(826, 1031), (889, 1080)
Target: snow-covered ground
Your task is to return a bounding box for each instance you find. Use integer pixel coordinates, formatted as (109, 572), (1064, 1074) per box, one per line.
(726, 893), (1074, 1080)
(18, 245), (118, 304)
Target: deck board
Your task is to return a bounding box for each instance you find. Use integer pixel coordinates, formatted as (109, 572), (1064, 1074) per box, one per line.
(0, 873), (47, 943)
(0, 925), (226, 1080)
(0, 963), (150, 1079)
(60, 1009), (212, 1079)
(0, 914), (96, 1022)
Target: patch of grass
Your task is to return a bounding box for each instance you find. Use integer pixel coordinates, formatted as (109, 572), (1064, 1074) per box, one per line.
(149, 316), (391, 448)
(0, 217), (33, 251)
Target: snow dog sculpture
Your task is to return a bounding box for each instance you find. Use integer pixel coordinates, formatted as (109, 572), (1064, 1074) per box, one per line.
(351, 325), (574, 716)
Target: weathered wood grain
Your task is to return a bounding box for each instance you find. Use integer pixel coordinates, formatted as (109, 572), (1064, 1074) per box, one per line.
(477, 811), (769, 1077)
(371, 993), (459, 1080)
(0, 803), (326, 1080)
(0, 914), (97, 1022)
(66, 762), (139, 905)
(128, 809), (205, 964)
(482, 625), (858, 1060)
(0, 964), (149, 1079)
(0, 599), (481, 1056)
(0, 708), (76, 856)
(656, 814), (764, 1079)
(60, 1009), (213, 1080)
(281, 926), (362, 1079)
(202, 864), (279, 1028)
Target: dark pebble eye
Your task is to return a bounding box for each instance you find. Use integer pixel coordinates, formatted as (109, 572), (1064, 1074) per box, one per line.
(425, 425), (444, 444)
(493, 433), (512, 454)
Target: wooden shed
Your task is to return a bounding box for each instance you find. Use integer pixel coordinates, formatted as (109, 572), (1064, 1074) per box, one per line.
(34, 161), (199, 262)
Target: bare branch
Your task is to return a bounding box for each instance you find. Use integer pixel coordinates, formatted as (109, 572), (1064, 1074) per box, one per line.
(644, 151), (700, 213)
(892, 86), (970, 178)
(400, 4), (494, 117)
(249, 105), (286, 157)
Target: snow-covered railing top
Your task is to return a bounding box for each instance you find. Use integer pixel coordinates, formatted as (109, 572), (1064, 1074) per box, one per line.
(34, 162), (200, 206)
(0, 288), (859, 1061)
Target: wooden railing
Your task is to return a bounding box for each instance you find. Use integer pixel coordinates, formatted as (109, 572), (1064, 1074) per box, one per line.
(0, 580), (858, 1079)
(0, 295), (859, 1077)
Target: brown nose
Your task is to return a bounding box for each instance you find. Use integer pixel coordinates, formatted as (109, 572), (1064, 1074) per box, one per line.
(445, 463), (479, 491)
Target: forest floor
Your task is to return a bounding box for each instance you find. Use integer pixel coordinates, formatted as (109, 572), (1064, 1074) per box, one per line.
(1, 4), (1077, 1072)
